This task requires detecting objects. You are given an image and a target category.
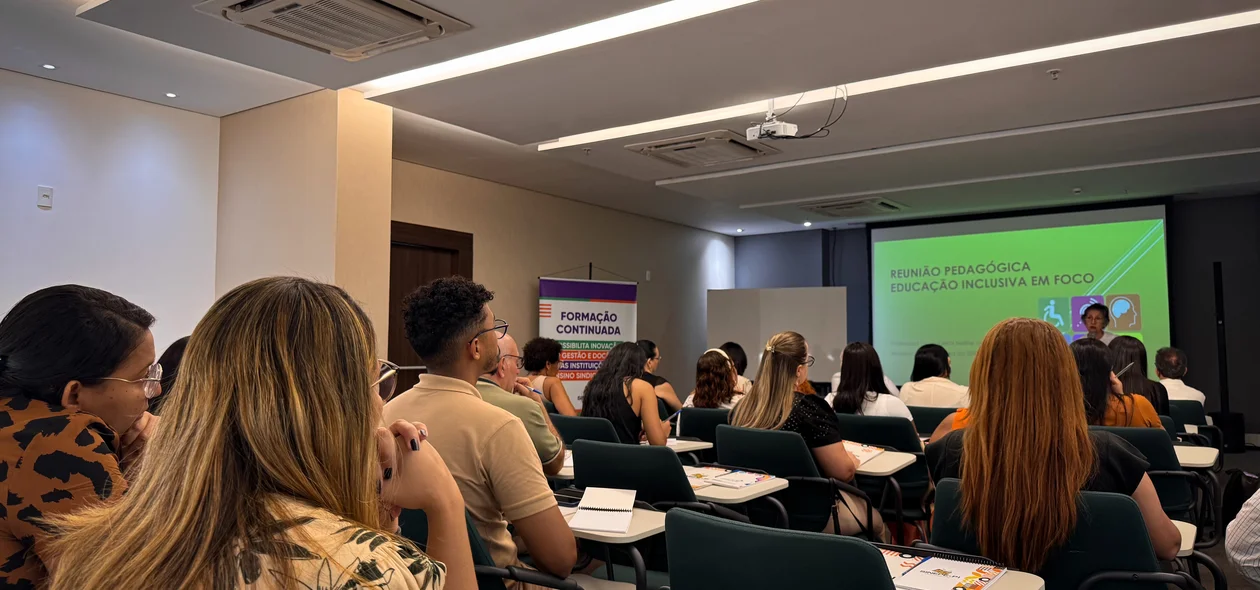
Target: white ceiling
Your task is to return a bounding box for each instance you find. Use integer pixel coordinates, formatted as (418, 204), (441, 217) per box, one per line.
(33, 0), (1260, 233)
(0, 0), (317, 117)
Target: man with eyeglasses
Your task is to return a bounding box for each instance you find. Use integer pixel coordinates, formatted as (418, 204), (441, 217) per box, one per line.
(475, 334), (566, 476)
(385, 277), (577, 585)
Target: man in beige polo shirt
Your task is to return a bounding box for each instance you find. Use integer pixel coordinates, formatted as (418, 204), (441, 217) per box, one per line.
(478, 333), (566, 476)
(385, 277), (577, 581)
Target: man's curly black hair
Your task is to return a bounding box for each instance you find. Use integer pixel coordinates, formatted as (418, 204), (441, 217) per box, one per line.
(402, 277), (495, 370)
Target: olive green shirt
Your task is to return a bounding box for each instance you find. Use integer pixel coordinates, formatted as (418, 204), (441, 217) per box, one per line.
(475, 379), (563, 465)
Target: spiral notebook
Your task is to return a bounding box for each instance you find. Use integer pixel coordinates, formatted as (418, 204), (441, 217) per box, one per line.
(894, 558), (1006, 589)
(566, 487), (636, 534)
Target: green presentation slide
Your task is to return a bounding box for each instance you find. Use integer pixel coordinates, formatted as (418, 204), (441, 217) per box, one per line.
(872, 217), (1168, 385)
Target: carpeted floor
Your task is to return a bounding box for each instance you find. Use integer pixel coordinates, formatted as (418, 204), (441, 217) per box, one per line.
(1196, 449), (1260, 589)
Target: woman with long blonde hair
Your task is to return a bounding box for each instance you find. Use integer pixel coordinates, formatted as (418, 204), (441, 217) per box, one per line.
(730, 331), (884, 539)
(46, 277), (475, 590)
(925, 318), (1180, 571)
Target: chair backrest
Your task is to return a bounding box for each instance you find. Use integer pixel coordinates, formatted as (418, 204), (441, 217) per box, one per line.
(715, 425), (820, 478)
(543, 399), (558, 414)
(551, 414), (620, 445)
(398, 509), (508, 590)
(931, 478), (1164, 590)
(716, 425), (835, 531)
(1091, 426), (1194, 514)
(1158, 415), (1180, 441)
(907, 405), (956, 434)
(678, 408), (729, 444)
(572, 439), (696, 504)
(666, 508), (895, 590)
(1169, 400), (1208, 427)
(834, 413), (931, 491)
(834, 413), (922, 451)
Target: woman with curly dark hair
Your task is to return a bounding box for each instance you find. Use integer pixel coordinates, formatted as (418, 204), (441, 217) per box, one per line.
(522, 337), (576, 416)
(684, 349), (744, 409)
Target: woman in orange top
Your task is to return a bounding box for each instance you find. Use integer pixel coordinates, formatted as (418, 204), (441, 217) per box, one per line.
(1071, 338), (1161, 428)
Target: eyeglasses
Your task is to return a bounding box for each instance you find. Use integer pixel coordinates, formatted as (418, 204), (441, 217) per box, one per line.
(470, 319), (509, 344)
(373, 360), (400, 402)
(502, 354), (524, 370)
(803, 356), (815, 368)
(101, 362), (163, 399)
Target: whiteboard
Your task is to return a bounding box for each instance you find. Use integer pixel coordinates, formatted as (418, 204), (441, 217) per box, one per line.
(706, 287), (848, 382)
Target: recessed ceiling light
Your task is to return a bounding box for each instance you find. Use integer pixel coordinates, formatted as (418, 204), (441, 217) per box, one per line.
(357, 0), (758, 97)
(538, 8), (1260, 151)
(165, 93), (178, 98)
(41, 64), (56, 70)
(803, 221), (813, 227)
(736, 228), (744, 233)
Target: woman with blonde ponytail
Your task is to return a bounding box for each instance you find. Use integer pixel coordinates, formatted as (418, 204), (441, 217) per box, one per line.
(730, 331), (885, 539)
(46, 277), (475, 590)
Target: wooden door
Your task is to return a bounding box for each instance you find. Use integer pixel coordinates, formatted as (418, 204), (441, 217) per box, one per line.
(388, 222), (474, 391)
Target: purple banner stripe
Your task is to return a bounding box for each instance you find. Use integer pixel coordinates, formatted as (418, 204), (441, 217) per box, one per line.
(540, 279), (637, 301)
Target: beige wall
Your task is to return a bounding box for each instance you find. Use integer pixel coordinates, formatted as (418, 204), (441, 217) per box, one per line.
(217, 90), (392, 351)
(392, 160), (735, 392)
(0, 70), (219, 351)
(333, 90), (392, 351)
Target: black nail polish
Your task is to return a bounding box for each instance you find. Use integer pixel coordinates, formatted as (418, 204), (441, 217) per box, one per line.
(383, 468), (393, 480)
(377, 481), (382, 494)
(410, 439), (419, 451)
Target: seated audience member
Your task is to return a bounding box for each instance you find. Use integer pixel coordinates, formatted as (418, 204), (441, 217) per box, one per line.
(926, 318), (1180, 570)
(1226, 488), (1260, 585)
(683, 349), (745, 409)
(1155, 347), (1207, 405)
(479, 334), (566, 476)
(0, 285), (160, 587)
(523, 337), (577, 416)
(637, 339), (684, 412)
(730, 332), (885, 539)
(47, 277), (473, 590)
(719, 341), (753, 394)
(583, 342), (670, 445)
(1109, 336), (1169, 415)
(387, 277), (576, 580)
(831, 362), (900, 398)
(1082, 302), (1116, 345)
(150, 335), (189, 414)
(1072, 338), (1160, 428)
(899, 344), (969, 408)
(828, 343), (914, 421)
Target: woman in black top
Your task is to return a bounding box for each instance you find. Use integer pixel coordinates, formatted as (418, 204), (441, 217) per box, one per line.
(923, 318), (1180, 570)
(583, 342), (669, 445)
(730, 331), (884, 539)
(1109, 335), (1170, 415)
(636, 340), (684, 412)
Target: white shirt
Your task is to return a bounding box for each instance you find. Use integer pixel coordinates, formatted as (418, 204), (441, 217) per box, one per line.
(899, 377), (970, 408)
(830, 372), (899, 398)
(1088, 331), (1117, 345)
(1227, 487), (1260, 586)
(823, 391), (914, 421)
(1161, 378), (1207, 405)
(735, 375), (753, 395)
(682, 392), (744, 410)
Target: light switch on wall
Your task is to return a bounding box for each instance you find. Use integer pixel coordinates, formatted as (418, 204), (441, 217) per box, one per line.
(37, 186), (53, 210)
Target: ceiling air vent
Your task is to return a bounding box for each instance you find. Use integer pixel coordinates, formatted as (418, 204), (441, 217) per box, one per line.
(194, 0), (470, 61)
(801, 197), (907, 219)
(626, 130), (780, 168)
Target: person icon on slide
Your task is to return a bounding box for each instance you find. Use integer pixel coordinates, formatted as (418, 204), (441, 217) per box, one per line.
(1043, 299), (1065, 328)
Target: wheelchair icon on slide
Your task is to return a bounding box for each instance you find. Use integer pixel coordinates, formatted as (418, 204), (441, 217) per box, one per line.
(1038, 297), (1071, 332)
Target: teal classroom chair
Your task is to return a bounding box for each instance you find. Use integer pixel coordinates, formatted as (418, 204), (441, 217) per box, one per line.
(1169, 400), (1223, 453)
(834, 413), (932, 540)
(398, 508), (583, 590)
(665, 508), (895, 590)
(930, 479), (1200, 590)
(1093, 426), (1220, 548)
(715, 425), (876, 539)
(553, 415), (620, 445)
(544, 399), (558, 414)
(677, 408), (727, 462)
(907, 406), (956, 434)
